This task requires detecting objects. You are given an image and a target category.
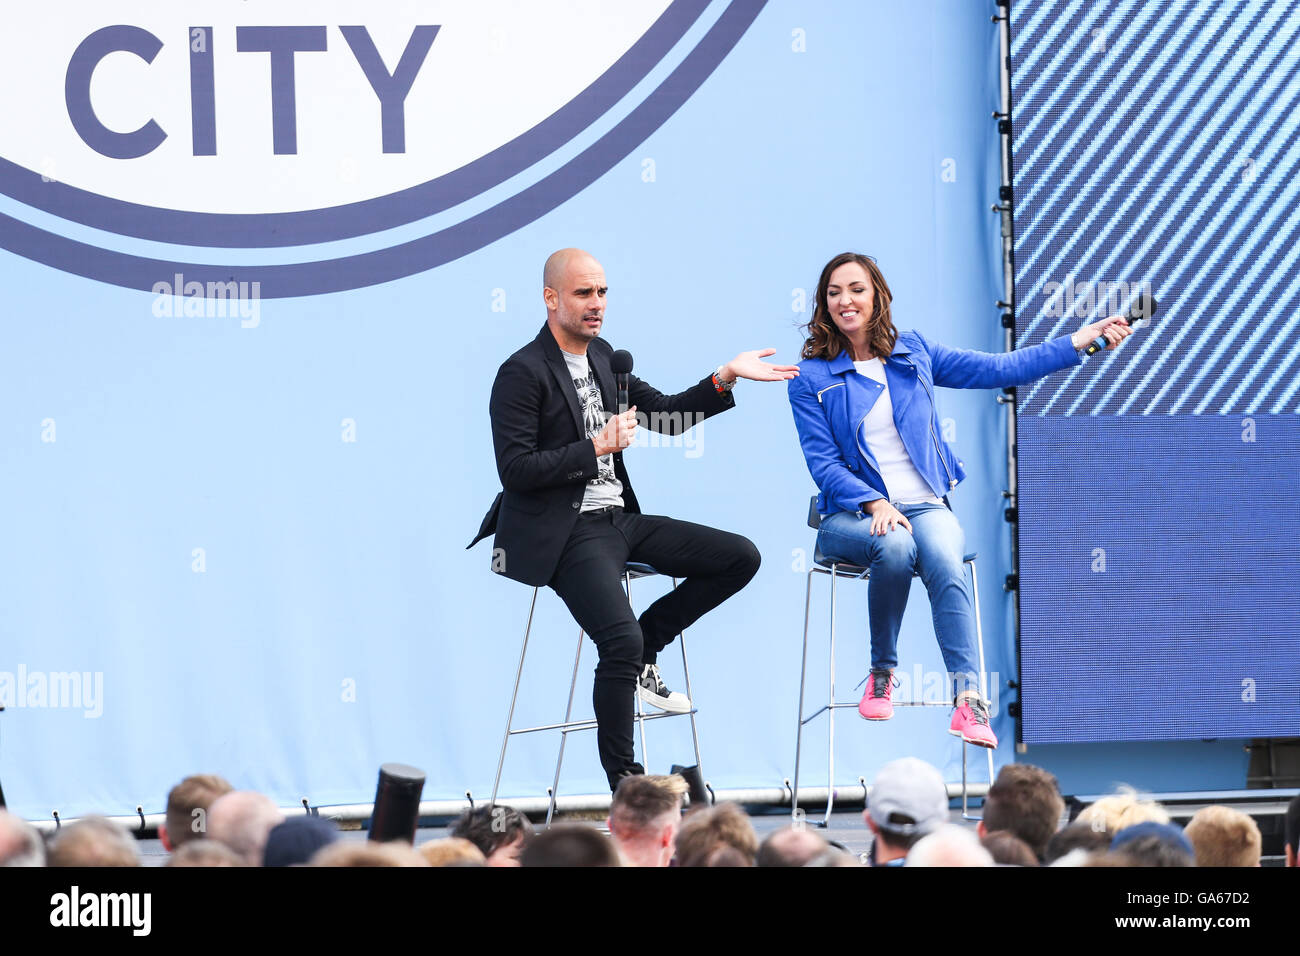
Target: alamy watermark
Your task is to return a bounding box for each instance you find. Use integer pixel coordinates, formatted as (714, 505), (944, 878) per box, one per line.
(886, 664), (1001, 714)
(151, 273), (261, 328)
(1040, 275), (1152, 319)
(615, 410), (706, 458)
(0, 665), (103, 718)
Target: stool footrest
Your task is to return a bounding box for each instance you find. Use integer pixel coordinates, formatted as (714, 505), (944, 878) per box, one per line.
(800, 700), (954, 726)
(509, 708), (698, 737)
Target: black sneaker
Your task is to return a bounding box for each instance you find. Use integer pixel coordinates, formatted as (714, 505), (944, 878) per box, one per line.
(610, 763), (645, 793)
(637, 664), (691, 714)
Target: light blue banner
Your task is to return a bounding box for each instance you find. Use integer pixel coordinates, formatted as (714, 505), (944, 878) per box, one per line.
(1, 0), (1019, 819)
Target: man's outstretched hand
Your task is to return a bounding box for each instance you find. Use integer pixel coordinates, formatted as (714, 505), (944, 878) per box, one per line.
(720, 349), (801, 383)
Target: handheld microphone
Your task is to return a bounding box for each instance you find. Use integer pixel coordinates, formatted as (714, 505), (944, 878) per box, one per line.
(1084, 290), (1158, 356)
(612, 350), (633, 413)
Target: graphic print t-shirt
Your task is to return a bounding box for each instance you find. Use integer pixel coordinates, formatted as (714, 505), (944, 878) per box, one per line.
(561, 349), (625, 511)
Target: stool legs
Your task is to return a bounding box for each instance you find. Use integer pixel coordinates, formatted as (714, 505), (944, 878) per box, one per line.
(674, 577), (706, 785)
(791, 558), (997, 825)
(824, 562), (840, 826)
(546, 623), (587, 827)
(962, 558), (996, 820)
(791, 568), (815, 823)
(495, 574), (699, 827)
(491, 586), (540, 808)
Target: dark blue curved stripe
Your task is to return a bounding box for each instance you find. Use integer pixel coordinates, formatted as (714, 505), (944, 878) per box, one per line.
(0, 0), (766, 298)
(0, 0), (709, 248)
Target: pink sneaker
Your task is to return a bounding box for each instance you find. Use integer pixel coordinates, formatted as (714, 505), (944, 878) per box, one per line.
(858, 669), (896, 720)
(949, 696), (998, 749)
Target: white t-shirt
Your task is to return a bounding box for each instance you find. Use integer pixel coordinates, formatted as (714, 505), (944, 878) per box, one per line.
(853, 358), (943, 505)
(561, 350), (625, 511)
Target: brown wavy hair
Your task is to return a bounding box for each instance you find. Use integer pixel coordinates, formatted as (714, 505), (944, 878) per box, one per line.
(800, 252), (898, 361)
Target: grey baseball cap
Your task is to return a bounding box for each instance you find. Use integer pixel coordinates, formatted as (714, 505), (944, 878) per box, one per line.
(866, 758), (949, 836)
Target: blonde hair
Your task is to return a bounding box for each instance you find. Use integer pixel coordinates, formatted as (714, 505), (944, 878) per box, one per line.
(1076, 787), (1170, 833)
(674, 802), (758, 866)
(1184, 805), (1261, 867)
(310, 840), (430, 867)
(418, 837), (486, 867)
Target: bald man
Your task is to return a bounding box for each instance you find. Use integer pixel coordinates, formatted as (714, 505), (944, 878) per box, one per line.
(206, 791), (284, 866)
(471, 249), (798, 790)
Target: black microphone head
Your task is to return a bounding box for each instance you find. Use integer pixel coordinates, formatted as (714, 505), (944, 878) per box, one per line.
(611, 350), (634, 375)
(1128, 289), (1157, 322)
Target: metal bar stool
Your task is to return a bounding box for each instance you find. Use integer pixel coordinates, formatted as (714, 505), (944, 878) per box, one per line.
(490, 562), (704, 827)
(792, 497), (996, 827)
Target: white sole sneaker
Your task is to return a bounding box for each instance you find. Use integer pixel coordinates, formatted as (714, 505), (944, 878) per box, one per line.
(637, 664), (691, 714)
(637, 684), (691, 714)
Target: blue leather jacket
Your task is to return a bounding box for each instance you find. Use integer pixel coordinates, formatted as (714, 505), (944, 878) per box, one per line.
(787, 330), (1080, 516)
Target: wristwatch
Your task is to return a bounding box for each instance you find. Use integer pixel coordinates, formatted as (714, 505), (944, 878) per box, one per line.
(713, 365), (736, 393)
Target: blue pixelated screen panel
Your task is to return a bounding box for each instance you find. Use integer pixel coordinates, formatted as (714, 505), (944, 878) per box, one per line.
(1011, 0), (1300, 743)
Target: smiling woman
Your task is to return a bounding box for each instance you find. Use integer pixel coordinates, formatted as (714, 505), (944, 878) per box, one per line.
(787, 251), (1132, 750)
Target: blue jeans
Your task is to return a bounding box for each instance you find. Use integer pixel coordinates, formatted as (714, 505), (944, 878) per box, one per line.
(815, 502), (980, 698)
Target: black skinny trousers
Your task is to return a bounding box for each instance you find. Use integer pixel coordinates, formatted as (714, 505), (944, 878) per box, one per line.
(547, 508), (760, 790)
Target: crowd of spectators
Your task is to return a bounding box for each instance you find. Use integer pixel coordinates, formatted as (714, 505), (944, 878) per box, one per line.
(0, 762), (1295, 867)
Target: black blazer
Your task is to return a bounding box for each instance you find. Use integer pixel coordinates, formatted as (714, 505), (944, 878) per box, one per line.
(469, 323), (735, 586)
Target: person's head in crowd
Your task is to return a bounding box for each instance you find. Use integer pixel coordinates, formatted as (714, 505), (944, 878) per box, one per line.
(757, 826), (830, 867)
(520, 824), (621, 867)
(906, 824), (994, 867)
(1286, 793), (1300, 867)
(607, 773), (687, 867)
(696, 844), (754, 867)
(1081, 852), (1144, 867)
(47, 816), (140, 867)
(803, 847), (861, 867)
(207, 791), (284, 866)
(674, 802), (758, 867)
(418, 837), (486, 867)
(981, 830), (1038, 866)
(977, 763), (1064, 861)
(310, 840), (430, 867)
(165, 839), (246, 867)
(864, 757), (949, 866)
(1184, 805), (1261, 868)
(0, 810), (45, 866)
(263, 815), (339, 867)
(451, 805), (533, 867)
(1109, 821), (1194, 867)
(1076, 788), (1170, 833)
(1046, 821), (1112, 864)
(160, 773), (233, 852)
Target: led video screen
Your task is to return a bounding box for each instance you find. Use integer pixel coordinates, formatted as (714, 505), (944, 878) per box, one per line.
(1012, 0), (1300, 743)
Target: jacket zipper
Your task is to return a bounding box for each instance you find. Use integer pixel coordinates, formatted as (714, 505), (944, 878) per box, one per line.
(816, 382), (845, 402)
(852, 420), (883, 517)
(913, 364), (957, 491)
